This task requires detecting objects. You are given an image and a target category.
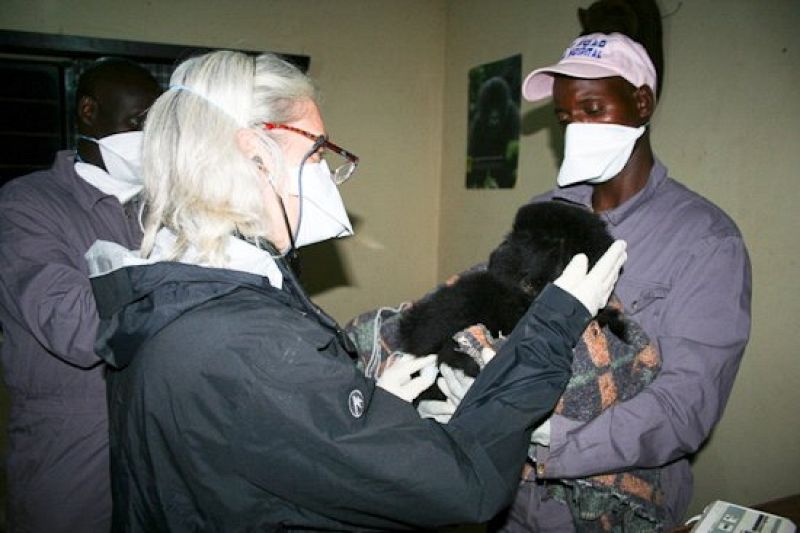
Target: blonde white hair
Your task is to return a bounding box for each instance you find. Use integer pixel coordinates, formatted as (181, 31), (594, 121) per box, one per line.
(140, 50), (317, 264)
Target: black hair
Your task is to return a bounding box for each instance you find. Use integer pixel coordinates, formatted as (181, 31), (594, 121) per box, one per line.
(578, 0), (664, 97)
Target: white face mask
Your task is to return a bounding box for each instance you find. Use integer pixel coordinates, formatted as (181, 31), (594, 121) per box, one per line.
(78, 131), (144, 202)
(557, 123), (646, 187)
(286, 160), (353, 248)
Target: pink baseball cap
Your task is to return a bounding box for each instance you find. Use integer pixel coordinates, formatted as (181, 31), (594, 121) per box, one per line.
(522, 32), (657, 102)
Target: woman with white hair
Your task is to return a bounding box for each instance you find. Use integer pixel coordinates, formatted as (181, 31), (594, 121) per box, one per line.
(86, 50), (626, 531)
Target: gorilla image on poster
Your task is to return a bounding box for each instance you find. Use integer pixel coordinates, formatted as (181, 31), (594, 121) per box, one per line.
(466, 55), (521, 189)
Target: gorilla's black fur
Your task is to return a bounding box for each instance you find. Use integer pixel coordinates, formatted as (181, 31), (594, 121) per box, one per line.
(397, 201), (623, 400)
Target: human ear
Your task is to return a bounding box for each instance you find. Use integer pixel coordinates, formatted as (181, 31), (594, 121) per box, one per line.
(235, 128), (273, 175)
(634, 85), (655, 122)
(235, 128), (262, 159)
(77, 95), (98, 128)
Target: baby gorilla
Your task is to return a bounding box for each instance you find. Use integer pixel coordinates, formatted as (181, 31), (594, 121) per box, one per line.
(397, 201), (623, 400)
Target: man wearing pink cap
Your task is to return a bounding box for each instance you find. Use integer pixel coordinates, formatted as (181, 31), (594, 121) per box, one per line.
(492, 32), (752, 531)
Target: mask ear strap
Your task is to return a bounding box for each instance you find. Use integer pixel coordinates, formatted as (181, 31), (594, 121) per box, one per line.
(246, 153), (301, 272)
(264, 174), (301, 276)
(276, 193), (301, 276)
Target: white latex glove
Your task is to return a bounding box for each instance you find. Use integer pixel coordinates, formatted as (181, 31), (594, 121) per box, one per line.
(376, 354), (438, 403)
(476, 345), (498, 368)
(438, 364), (476, 404)
(530, 417), (552, 447)
(554, 240), (627, 316)
(416, 364), (475, 424)
(417, 398), (457, 423)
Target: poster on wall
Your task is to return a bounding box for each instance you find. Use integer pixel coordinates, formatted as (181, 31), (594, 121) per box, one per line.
(465, 54), (521, 189)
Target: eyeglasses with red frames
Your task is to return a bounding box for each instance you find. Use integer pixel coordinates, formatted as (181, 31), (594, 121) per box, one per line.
(263, 123), (359, 184)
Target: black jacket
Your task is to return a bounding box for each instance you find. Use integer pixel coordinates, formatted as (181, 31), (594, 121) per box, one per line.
(92, 259), (590, 532)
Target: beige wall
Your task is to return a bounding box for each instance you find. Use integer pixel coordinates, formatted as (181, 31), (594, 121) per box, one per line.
(440, 0), (800, 517)
(2, 0), (799, 521)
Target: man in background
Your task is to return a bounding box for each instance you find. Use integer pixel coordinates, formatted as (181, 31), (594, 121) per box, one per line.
(0, 58), (160, 532)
